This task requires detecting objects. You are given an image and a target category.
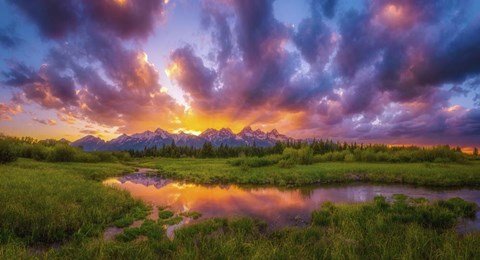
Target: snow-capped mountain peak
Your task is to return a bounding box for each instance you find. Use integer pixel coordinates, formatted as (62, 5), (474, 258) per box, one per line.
(199, 128), (219, 140)
(154, 128), (171, 139)
(239, 126), (254, 137)
(70, 135), (105, 151)
(72, 127), (294, 151)
(76, 135), (103, 142)
(267, 129), (288, 141)
(131, 130), (155, 139)
(219, 128), (234, 137)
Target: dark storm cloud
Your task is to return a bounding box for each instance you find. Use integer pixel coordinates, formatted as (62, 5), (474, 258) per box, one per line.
(83, 0), (165, 39)
(293, 2), (333, 66)
(169, 46), (216, 102)
(319, 0), (338, 18)
(231, 0), (289, 66)
(186, 0), (299, 112)
(335, 9), (376, 79)
(2, 0), (182, 132)
(52, 35), (183, 131)
(342, 81), (378, 115)
(7, 0), (79, 39)
(277, 72), (333, 112)
(172, 0), (480, 145)
(2, 0), (480, 145)
(8, 0), (165, 39)
(2, 60), (78, 109)
(411, 22), (480, 87)
(458, 109), (480, 136)
(201, 1), (233, 68)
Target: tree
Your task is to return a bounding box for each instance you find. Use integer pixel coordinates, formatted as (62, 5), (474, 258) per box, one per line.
(200, 142), (215, 158)
(474, 147), (478, 157)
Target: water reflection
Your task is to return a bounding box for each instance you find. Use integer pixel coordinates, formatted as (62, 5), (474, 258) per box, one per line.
(104, 173), (480, 229)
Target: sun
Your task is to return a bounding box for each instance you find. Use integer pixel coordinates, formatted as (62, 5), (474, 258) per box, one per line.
(114, 0), (127, 6)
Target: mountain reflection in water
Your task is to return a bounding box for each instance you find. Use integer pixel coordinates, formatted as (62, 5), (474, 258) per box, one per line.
(104, 172), (480, 229)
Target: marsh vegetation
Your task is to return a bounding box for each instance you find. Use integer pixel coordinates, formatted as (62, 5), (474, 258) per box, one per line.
(1, 135), (479, 259)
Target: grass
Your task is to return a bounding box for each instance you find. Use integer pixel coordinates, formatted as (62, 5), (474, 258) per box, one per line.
(31, 195), (479, 259)
(158, 210), (175, 220)
(134, 157), (480, 187)
(0, 159), (148, 254)
(180, 211), (202, 220)
(1, 158), (479, 259)
(115, 220), (165, 242)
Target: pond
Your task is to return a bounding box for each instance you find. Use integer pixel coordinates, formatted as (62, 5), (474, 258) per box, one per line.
(104, 169), (480, 233)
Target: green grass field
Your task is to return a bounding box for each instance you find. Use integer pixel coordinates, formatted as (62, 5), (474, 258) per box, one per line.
(134, 157), (480, 187)
(0, 159), (149, 258)
(1, 158), (479, 259)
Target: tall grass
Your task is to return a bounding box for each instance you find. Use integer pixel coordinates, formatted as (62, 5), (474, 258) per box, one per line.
(1, 158), (479, 259)
(39, 196), (480, 259)
(0, 159), (143, 246)
(135, 157), (480, 187)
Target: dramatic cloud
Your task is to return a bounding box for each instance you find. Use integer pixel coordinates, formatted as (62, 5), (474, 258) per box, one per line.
(317, 0), (338, 19)
(0, 102), (21, 120)
(84, 0), (165, 39)
(7, 0), (165, 39)
(293, 0), (335, 67)
(2, 61), (78, 109)
(168, 45), (216, 110)
(168, 0), (480, 144)
(2, 0), (182, 133)
(6, 0), (79, 39)
(1, 0), (480, 146)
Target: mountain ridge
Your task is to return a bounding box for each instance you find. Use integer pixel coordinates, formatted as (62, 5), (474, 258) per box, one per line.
(71, 127), (292, 151)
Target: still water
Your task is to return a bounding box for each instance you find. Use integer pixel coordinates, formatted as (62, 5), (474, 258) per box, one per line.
(104, 171), (480, 231)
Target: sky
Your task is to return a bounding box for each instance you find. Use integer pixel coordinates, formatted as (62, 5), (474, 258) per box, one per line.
(0, 0), (479, 147)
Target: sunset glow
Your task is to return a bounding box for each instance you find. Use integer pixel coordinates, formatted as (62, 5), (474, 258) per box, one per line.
(384, 4), (403, 21)
(0, 0), (479, 147)
(114, 0), (126, 6)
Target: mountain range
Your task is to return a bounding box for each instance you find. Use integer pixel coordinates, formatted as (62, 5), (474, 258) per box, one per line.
(71, 127), (292, 152)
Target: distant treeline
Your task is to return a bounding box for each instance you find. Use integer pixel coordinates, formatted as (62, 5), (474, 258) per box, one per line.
(0, 135), (131, 164)
(1, 134), (478, 164)
(128, 139), (478, 164)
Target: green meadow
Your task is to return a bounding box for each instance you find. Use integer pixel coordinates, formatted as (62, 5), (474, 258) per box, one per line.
(135, 157), (480, 187)
(1, 156), (479, 258)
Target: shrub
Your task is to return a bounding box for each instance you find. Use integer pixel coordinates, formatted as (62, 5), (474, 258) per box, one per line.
(361, 149), (377, 162)
(298, 147), (314, 165)
(375, 152), (389, 162)
(47, 144), (78, 162)
(73, 152), (101, 163)
(0, 140), (17, 164)
(30, 145), (49, 161)
(92, 152), (116, 162)
(282, 148), (299, 163)
(113, 152), (132, 162)
(278, 159), (296, 168)
(344, 153), (355, 162)
(228, 156), (279, 168)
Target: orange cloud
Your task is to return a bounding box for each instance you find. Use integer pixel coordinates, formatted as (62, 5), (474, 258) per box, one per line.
(0, 103), (22, 120)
